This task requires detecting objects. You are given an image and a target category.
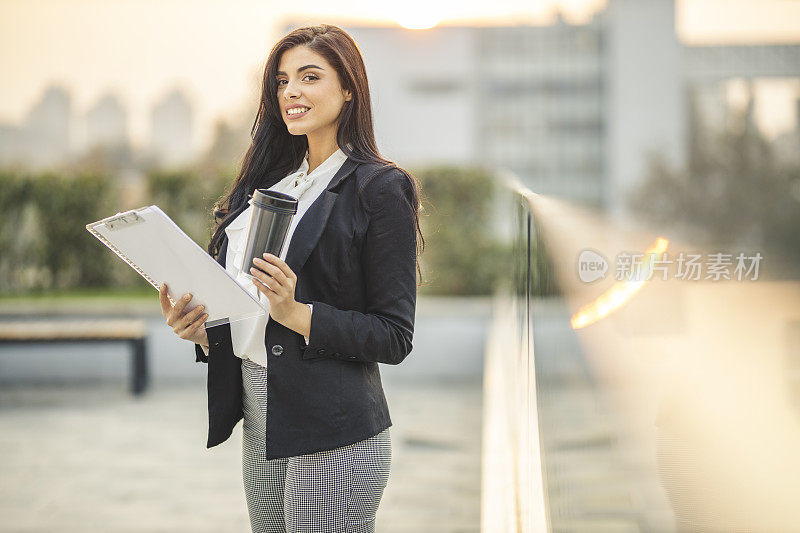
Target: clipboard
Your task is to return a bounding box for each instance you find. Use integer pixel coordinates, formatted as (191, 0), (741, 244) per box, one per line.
(86, 205), (267, 328)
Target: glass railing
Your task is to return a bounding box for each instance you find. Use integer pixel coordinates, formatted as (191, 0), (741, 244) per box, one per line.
(482, 172), (800, 532)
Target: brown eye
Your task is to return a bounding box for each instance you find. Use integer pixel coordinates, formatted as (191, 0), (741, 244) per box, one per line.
(276, 74), (316, 86)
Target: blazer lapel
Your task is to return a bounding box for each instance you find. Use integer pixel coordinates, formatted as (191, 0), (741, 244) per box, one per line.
(284, 157), (359, 274)
(214, 156), (359, 275)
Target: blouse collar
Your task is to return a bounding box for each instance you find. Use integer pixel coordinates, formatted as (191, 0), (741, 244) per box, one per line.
(225, 146), (350, 236)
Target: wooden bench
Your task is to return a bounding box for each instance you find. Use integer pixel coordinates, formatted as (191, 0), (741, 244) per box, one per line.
(0, 319), (149, 395)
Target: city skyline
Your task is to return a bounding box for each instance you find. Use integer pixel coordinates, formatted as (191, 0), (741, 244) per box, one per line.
(1, 0), (799, 153)
(0, 84), (197, 170)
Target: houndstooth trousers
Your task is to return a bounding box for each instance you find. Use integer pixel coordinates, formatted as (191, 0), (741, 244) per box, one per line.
(241, 357), (392, 533)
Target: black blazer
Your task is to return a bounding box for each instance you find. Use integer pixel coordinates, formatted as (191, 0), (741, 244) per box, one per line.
(193, 156), (417, 460)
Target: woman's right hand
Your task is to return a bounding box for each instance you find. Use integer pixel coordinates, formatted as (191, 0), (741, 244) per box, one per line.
(159, 283), (209, 347)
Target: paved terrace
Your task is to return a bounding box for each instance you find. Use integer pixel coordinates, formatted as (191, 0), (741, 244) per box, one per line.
(0, 296), (488, 533)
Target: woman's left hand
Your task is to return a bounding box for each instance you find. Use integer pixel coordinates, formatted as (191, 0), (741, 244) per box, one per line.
(250, 253), (302, 326)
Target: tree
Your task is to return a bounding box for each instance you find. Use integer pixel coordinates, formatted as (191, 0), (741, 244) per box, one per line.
(628, 84), (800, 278)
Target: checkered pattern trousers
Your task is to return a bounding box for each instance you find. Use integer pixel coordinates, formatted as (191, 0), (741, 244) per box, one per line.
(241, 357), (392, 533)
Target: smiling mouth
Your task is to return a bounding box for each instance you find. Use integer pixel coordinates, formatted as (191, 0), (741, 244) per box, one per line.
(287, 107), (310, 119)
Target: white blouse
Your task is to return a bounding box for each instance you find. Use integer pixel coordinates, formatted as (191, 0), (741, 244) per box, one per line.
(200, 147), (349, 366)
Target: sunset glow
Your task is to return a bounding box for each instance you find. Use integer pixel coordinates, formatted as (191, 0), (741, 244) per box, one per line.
(571, 237), (670, 329)
(396, 13), (440, 30)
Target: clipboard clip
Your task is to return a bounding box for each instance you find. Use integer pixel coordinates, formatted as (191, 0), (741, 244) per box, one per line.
(104, 211), (144, 230)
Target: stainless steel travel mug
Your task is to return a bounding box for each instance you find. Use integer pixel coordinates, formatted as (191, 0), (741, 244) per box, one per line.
(239, 189), (298, 278)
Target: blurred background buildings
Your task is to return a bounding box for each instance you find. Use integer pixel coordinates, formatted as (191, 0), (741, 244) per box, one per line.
(1, 0), (798, 224)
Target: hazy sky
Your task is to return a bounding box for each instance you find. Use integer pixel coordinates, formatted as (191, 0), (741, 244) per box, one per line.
(1, 0), (799, 151)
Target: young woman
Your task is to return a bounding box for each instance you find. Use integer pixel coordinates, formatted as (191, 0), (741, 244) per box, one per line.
(158, 24), (424, 532)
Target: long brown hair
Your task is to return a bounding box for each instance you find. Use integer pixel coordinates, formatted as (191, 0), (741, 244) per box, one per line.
(207, 24), (425, 281)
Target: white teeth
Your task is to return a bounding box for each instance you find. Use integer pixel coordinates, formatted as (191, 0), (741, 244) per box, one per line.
(288, 107), (309, 115)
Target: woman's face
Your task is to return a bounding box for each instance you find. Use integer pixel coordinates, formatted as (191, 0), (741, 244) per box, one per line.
(276, 45), (351, 139)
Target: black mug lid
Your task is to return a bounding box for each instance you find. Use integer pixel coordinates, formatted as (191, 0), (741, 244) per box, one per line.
(249, 189), (298, 214)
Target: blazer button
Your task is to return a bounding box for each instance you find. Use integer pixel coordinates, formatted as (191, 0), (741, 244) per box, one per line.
(271, 344), (284, 356)
(213, 341), (221, 347)
(317, 348), (326, 355)
(347, 355), (357, 360)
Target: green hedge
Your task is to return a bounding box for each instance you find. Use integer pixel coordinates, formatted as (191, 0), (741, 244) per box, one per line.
(145, 168), (230, 246)
(414, 165), (512, 295)
(0, 170), (121, 294)
(1, 164), (511, 297)
(0, 167), (226, 296)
